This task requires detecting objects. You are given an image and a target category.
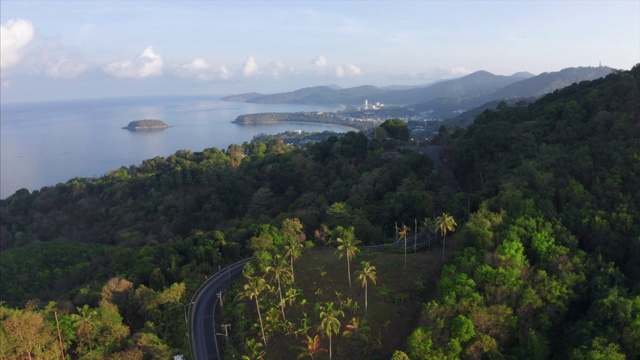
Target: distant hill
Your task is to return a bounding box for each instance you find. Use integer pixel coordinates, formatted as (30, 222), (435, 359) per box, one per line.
(223, 85), (388, 105)
(223, 71), (524, 106)
(375, 70), (524, 105)
(486, 66), (614, 100)
(509, 71), (535, 79)
(222, 66), (616, 113)
(409, 66), (616, 119)
(222, 92), (264, 102)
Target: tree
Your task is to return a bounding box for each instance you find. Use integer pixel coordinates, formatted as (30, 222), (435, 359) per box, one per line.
(0, 306), (62, 360)
(380, 119), (410, 141)
(265, 254), (293, 321)
(297, 334), (328, 359)
(399, 223), (411, 269)
(423, 217), (436, 251)
(240, 276), (271, 347)
(335, 226), (361, 288)
(390, 350), (411, 360)
(284, 240), (303, 283)
(319, 302), (344, 360)
(242, 337), (265, 360)
(342, 316), (371, 344)
(282, 218), (305, 283)
(434, 213), (457, 261)
(71, 304), (98, 352)
(355, 261), (377, 317)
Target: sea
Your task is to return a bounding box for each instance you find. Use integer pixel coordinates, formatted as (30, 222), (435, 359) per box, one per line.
(0, 96), (347, 199)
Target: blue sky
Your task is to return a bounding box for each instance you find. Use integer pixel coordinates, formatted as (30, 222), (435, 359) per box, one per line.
(1, 0), (638, 103)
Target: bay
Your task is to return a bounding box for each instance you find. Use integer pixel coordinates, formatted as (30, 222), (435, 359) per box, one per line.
(1, 96), (346, 199)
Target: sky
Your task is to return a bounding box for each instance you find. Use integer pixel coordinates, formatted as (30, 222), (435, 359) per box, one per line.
(1, 0), (639, 104)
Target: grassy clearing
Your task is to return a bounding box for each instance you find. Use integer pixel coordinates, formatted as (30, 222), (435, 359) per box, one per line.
(227, 240), (453, 359)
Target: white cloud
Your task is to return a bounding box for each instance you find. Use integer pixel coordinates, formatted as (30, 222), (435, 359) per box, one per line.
(104, 46), (164, 78)
(46, 55), (88, 78)
(398, 66), (472, 83)
(312, 55), (363, 79)
(431, 66), (470, 78)
(185, 58), (209, 71)
(176, 58), (232, 80)
(1, 19), (35, 70)
(242, 56), (260, 77)
(312, 55), (328, 68)
(266, 60), (292, 78)
(347, 64), (362, 75)
(217, 65), (231, 79)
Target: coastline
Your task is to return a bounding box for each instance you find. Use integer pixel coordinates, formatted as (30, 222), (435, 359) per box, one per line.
(1, 97), (348, 199)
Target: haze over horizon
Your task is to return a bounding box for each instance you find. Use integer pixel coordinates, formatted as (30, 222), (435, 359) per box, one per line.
(1, 0), (638, 104)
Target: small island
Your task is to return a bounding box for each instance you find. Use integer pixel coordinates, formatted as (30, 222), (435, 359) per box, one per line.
(123, 120), (170, 131)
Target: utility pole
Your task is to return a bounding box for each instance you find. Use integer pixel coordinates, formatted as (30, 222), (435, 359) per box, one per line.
(414, 218), (417, 253)
(395, 221), (398, 246)
(217, 291), (225, 320)
(218, 323), (232, 347)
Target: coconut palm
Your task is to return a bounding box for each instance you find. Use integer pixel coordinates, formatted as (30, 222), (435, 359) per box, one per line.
(398, 223), (410, 269)
(343, 316), (371, 338)
(297, 334), (328, 359)
(71, 304), (98, 352)
(239, 276), (271, 347)
(423, 217), (436, 251)
(434, 213), (457, 261)
(265, 254), (293, 321)
(355, 261), (377, 317)
(335, 227), (361, 288)
(319, 302), (344, 360)
(242, 337), (265, 360)
(284, 240), (303, 283)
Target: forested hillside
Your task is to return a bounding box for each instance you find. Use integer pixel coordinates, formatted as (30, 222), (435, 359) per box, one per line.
(0, 126), (450, 358)
(1, 65), (638, 360)
(396, 65), (640, 359)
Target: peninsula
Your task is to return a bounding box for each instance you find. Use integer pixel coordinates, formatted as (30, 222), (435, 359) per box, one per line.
(123, 120), (170, 131)
(232, 111), (376, 131)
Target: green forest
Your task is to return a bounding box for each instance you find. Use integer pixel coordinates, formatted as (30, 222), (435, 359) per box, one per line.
(1, 65), (639, 359)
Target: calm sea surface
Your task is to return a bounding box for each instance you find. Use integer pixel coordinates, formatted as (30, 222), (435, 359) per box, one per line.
(1, 96), (346, 199)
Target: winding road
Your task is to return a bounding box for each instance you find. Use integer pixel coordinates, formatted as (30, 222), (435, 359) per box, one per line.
(188, 258), (252, 360)
(187, 232), (436, 359)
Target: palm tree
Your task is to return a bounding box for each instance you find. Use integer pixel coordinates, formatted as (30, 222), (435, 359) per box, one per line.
(71, 304), (98, 352)
(284, 240), (303, 283)
(398, 223), (410, 269)
(342, 316), (373, 352)
(423, 217), (435, 251)
(335, 227), (361, 288)
(319, 302), (344, 360)
(342, 316), (371, 338)
(355, 261), (377, 317)
(239, 276), (271, 347)
(297, 334), (328, 359)
(434, 213), (457, 261)
(242, 337), (265, 360)
(265, 254), (293, 321)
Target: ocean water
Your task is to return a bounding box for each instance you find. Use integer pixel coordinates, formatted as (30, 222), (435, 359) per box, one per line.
(0, 96), (346, 199)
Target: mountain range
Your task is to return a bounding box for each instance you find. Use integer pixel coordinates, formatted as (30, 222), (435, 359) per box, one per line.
(223, 66), (614, 119)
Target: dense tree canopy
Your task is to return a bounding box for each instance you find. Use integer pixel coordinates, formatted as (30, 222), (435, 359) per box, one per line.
(1, 64), (638, 359)
(380, 119), (410, 141)
(403, 64), (640, 359)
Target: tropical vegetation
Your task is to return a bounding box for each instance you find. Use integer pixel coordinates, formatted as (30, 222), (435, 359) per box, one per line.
(1, 64), (639, 359)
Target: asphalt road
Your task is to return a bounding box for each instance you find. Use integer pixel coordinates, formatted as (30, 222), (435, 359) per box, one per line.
(187, 233), (435, 360)
(188, 258), (252, 360)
